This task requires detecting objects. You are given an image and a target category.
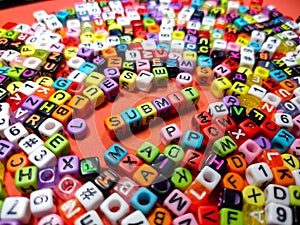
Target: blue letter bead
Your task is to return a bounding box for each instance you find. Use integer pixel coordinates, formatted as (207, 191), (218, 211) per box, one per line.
(130, 187), (158, 215)
(120, 108), (142, 131)
(181, 130), (204, 151)
(78, 62), (97, 75)
(104, 144), (128, 170)
(52, 78), (72, 91)
(271, 129), (295, 154)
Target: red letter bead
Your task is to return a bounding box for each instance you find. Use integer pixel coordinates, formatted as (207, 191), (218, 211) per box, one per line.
(58, 198), (85, 224)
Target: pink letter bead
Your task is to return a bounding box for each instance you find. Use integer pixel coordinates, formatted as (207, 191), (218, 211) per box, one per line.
(246, 162), (273, 187)
(176, 72), (193, 88)
(288, 139), (300, 161)
(1, 197), (31, 224)
(100, 193), (130, 225)
(172, 213), (198, 225)
(163, 189), (191, 216)
(121, 210), (150, 225)
(75, 210), (104, 225)
(75, 181), (104, 211)
(238, 139), (263, 165)
(160, 123), (182, 145)
(38, 214), (64, 225)
(291, 114), (300, 137)
(30, 188), (56, 218)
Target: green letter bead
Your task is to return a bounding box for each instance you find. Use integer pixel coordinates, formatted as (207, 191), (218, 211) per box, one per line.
(212, 135), (237, 157)
(2, 30), (19, 40)
(136, 142), (160, 164)
(163, 144), (185, 164)
(288, 185), (300, 206)
(152, 66), (169, 87)
(14, 166), (38, 194)
(7, 66), (26, 81)
(180, 86), (200, 108)
(0, 180), (7, 200)
(171, 167), (193, 191)
(45, 133), (70, 157)
(220, 208), (244, 225)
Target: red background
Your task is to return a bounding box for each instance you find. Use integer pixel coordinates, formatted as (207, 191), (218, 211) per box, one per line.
(0, 0), (299, 224)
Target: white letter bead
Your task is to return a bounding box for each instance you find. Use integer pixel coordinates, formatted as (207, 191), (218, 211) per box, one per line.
(75, 181), (104, 211)
(30, 188), (56, 218)
(274, 113), (293, 130)
(0, 102), (11, 115)
(136, 71), (154, 92)
(0, 115), (10, 138)
(18, 81), (40, 96)
(264, 184), (290, 206)
(23, 57), (43, 70)
(28, 145), (57, 168)
(100, 193), (130, 225)
(38, 118), (64, 140)
(262, 92), (282, 107)
(121, 210), (150, 225)
(246, 162), (273, 187)
(265, 202), (292, 225)
(67, 56), (86, 70)
(18, 133), (44, 155)
(1, 197), (31, 224)
(292, 169), (300, 185)
(75, 210), (104, 225)
(208, 102), (229, 119)
(4, 122), (29, 145)
(196, 166), (221, 191)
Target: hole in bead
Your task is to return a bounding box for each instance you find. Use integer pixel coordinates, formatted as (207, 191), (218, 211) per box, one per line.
(246, 141), (258, 153)
(60, 177), (76, 193)
(137, 192), (150, 205)
(268, 94), (277, 102)
(40, 168), (55, 182)
(153, 179), (169, 192)
(203, 170), (214, 183)
(45, 122), (55, 130)
(108, 199), (121, 212)
(28, 59), (36, 65)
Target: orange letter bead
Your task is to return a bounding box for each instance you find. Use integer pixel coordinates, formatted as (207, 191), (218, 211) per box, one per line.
(272, 166), (295, 186)
(52, 105), (73, 126)
(133, 164), (158, 187)
(104, 114), (127, 139)
(148, 207), (172, 225)
(256, 149), (283, 168)
(58, 198), (85, 224)
(226, 154), (247, 175)
(6, 153), (30, 174)
(222, 172), (245, 191)
(67, 95), (92, 118)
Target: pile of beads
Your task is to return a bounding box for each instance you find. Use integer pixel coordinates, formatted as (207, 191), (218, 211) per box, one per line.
(0, 0), (299, 224)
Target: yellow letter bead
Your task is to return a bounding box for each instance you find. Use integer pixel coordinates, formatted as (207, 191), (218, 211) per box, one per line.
(85, 72), (105, 87)
(210, 77), (232, 98)
(80, 31), (94, 43)
(93, 33), (106, 42)
(183, 51), (197, 63)
(52, 105), (73, 126)
(49, 90), (72, 105)
(243, 204), (266, 225)
(253, 66), (270, 80)
(242, 185), (265, 207)
(82, 85), (105, 108)
(282, 154), (300, 171)
(104, 114), (127, 139)
(119, 70), (137, 91)
(246, 75), (263, 87)
(7, 81), (23, 94)
(237, 66), (253, 77)
(240, 94), (261, 113)
(20, 45), (36, 57)
(35, 76), (54, 87)
(227, 82), (250, 101)
(288, 185), (300, 206)
(136, 102), (157, 126)
(0, 28), (6, 37)
(172, 30), (185, 40)
(64, 46), (79, 60)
